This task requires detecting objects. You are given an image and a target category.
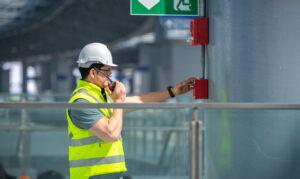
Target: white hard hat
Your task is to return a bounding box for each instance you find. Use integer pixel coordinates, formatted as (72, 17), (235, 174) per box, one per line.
(77, 43), (118, 68)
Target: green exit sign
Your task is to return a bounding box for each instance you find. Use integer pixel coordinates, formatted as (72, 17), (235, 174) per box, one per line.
(131, 0), (199, 16)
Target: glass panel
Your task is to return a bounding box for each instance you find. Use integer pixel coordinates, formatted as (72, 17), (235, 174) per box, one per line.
(0, 108), (68, 178)
(123, 109), (191, 178)
(0, 106), (193, 179)
(0, 94), (69, 102)
(204, 109), (300, 179)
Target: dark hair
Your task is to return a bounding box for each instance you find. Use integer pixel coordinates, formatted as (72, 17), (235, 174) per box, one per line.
(37, 170), (63, 179)
(0, 163), (16, 179)
(79, 63), (104, 80)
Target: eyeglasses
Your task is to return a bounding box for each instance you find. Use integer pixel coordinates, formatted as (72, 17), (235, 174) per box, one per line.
(94, 67), (112, 76)
(99, 68), (111, 72)
(93, 67), (114, 85)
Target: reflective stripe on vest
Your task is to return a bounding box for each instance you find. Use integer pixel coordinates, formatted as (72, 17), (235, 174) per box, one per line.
(69, 136), (103, 146)
(70, 155), (125, 168)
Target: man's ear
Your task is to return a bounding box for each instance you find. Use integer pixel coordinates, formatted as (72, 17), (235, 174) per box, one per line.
(89, 68), (96, 78)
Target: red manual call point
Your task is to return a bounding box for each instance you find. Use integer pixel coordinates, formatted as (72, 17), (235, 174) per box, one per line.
(190, 17), (209, 45)
(193, 79), (208, 99)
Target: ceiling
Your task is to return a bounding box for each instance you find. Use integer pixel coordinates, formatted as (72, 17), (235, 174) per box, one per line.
(0, 0), (152, 63)
(0, 0), (62, 34)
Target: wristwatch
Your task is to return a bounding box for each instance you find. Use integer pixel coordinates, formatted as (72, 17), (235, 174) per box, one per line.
(167, 86), (175, 98)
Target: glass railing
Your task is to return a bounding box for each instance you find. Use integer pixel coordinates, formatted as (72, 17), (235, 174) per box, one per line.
(1, 100), (300, 179)
(203, 106), (300, 179)
(124, 109), (192, 178)
(0, 101), (198, 179)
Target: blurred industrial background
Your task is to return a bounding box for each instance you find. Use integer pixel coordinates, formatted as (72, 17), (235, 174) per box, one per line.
(2, 0), (300, 179)
(0, 0), (201, 95)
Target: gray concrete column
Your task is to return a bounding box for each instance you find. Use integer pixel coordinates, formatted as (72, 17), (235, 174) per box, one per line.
(22, 61), (28, 94)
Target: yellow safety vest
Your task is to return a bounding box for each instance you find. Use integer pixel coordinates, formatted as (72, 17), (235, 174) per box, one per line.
(66, 80), (127, 179)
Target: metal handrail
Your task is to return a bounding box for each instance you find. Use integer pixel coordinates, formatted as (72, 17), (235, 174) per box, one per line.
(0, 123), (189, 131)
(203, 103), (300, 109)
(1, 102), (300, 109)
(0, 102), (198, 109)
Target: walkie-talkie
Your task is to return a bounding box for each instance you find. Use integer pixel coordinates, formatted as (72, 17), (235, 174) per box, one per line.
(98, 71), (116, 92)
(108, 80), (116, 92)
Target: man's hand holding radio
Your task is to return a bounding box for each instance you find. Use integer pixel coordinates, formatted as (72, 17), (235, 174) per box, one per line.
(110, 81), (126, 102)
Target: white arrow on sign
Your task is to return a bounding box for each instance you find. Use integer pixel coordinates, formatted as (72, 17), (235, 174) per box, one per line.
(174, 0), (191, 11)
(138, 0), (160, 10)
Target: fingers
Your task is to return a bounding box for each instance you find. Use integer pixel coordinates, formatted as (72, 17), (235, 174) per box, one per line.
(112, 81), (126, 102)
(173, 77), (197, 96)
(184, 77), (197, 90)
(187, 77), (197, 84)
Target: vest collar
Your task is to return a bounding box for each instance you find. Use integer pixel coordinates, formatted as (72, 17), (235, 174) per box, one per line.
(77, 79), (100, 90)
(76, 80), (111, 103)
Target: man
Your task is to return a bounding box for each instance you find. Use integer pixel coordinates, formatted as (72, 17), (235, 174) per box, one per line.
(66, 43), (196, 179)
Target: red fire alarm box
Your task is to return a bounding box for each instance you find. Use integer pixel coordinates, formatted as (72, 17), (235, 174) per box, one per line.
(193, 79), (208, 99)
(190, 18), (209, 45)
